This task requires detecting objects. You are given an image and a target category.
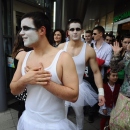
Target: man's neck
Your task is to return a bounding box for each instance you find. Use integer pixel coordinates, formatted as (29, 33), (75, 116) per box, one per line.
(33, 38), (52, 55)
(95, 38), (104, 48)
(69, 40), (83, 47)
(86, 40), (92, 44)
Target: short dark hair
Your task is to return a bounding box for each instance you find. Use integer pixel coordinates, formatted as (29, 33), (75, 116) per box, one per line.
(21, 11), (51, 41)
(93, 26), (105, 38)
(85, 30), (92, 35)
(120, 34), (130, 41)
(105, 34), (113, 39)
(67, 18), (82, 29)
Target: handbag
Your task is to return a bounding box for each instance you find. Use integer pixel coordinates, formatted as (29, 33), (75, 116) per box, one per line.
(15, 88), (27, 101)
(109, 92), (130, 130)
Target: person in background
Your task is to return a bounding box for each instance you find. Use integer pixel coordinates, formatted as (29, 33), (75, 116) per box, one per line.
(84, 29), (98, 123)
(109, 41), (130, 129)
(105, 34), (113, 45)
(92, 26), (112, 78)
(58, 18), (105, 130)
(116, 35), (130, 85)
(12, 32), (32, 119)
(84, 30), (95, 46)
(51, 29), (66, 47)
(99, 68), (120, 130)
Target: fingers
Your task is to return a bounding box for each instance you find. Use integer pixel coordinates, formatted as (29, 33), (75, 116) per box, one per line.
(25, 66), (30, 73)
(98, 96), (105, 106)
(113, 41), (119, 47)
(36, 77), (51, 82)
(25, 66), (41, 72)
(38, 62), (44, 71)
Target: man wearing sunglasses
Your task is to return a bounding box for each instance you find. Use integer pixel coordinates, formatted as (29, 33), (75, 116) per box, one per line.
(92, 26), (112, 77)
(105, 34), (114, 45)
(58, 19), (105, 130)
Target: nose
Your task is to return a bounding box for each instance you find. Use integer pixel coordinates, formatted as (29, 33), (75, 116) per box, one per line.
(19, 29), (24, 36)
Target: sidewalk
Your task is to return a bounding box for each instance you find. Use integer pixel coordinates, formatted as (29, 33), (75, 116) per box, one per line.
(0, 102), (100, 130)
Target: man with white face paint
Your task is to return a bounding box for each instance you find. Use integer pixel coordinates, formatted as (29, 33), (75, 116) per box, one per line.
(58, 19), (105, 130)
(10, 12), (79, 130)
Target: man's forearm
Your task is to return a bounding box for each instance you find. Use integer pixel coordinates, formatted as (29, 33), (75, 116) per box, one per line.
(10, 77), (27, 95)
(94, 71), (104, 96)
(44, 81), (78, 102)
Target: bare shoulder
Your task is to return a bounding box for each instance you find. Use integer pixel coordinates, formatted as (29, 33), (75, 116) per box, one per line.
(59, 51), (74, 65)
(16, 51), (27, 61)
(58, 42), (66, 50)
(86, 44), (96, 58)
(60, 51), (72, 60)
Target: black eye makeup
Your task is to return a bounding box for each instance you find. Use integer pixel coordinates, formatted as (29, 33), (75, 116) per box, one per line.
(21, 26), (37, 31)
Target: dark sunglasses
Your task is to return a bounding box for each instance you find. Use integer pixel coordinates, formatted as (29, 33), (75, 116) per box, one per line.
(69, 28), (81, 31)
(21, 26), (37, 31)
(93, 33), (97, 35)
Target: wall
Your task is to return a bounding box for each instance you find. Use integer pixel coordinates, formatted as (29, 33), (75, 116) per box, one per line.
(13, 0), (43, 35)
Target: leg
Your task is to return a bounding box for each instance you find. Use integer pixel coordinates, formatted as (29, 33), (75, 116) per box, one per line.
(88, 105), (94, 123)
(88, 103), (99, 123)
(73, 106), (84, 130)
(100, 116), (109, 130)
(18, 101), (25, 119)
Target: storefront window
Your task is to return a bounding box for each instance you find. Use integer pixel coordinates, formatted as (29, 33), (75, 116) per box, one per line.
(112, 23), (118, 36)
(105, 12), (114, 33)
(99, 16), (106, 28)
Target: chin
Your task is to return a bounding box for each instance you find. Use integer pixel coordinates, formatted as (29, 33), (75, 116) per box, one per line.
(24, 42), (35, 48)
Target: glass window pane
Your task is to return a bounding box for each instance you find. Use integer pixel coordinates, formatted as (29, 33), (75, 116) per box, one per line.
(106, 12), (114, 33)
(99, 16), (106, 28)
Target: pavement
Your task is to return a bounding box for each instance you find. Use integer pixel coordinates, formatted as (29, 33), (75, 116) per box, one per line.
(0, 99), (101, 130)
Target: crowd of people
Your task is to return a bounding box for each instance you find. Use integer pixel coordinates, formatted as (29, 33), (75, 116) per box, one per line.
(10, 11), (130, 130)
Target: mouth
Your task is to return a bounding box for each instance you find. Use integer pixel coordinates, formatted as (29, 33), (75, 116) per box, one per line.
(22, 37), (28, 41)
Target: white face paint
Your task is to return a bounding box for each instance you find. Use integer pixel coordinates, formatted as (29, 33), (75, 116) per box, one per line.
(20, 18), (39, 47)
(68, 23), (82, 41)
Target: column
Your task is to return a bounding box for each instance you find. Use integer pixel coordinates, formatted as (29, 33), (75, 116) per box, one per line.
(0, 0), (7, 112)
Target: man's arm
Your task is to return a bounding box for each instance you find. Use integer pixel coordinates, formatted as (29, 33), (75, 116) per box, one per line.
(43, 52), (79, 102)
(86, 46), (105, 106)
(10, 55), (27, 95)
(10, 57), (51, 95)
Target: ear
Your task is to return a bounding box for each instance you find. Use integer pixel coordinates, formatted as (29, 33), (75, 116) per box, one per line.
(67, 30), (70, 36)
(81, 29), (84, 33)
(39, 26), (46, 35)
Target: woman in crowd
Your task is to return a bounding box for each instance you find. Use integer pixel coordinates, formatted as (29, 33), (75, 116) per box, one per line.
(109, 38), (130, 129)
(12, 32), (32, 119)
(99, 68), (120, 130)
(117, 35), (130, 84)
(51, 29), (66, 47)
